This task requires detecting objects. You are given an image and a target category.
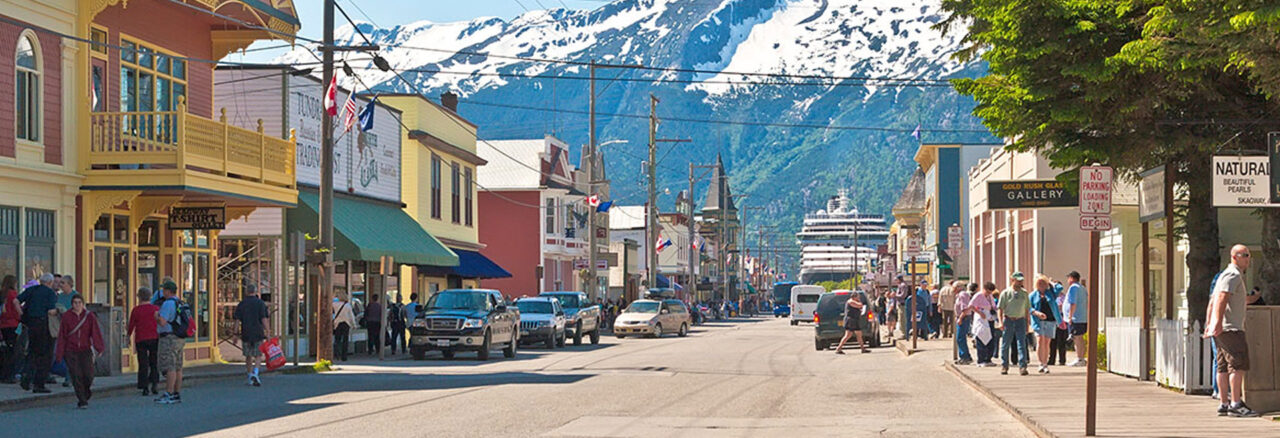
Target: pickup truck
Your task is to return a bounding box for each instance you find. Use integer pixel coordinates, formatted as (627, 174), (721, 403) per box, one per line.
(540, 291), (601, 345)
(409, 289), (519, 361)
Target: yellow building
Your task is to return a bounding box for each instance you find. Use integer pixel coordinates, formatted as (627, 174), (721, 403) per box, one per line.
(74, 0), (300, 368)
(380, 93), (510, 301)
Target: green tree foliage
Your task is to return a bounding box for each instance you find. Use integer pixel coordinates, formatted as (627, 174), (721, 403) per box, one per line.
(935, 0), (1280, 322)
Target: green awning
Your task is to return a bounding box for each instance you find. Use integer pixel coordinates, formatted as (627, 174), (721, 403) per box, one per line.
(287, 191), (458, 267)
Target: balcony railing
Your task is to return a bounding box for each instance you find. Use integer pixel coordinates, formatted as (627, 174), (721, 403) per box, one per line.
(89, 98), (295, 190)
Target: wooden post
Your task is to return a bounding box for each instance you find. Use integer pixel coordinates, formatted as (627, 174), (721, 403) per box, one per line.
(257, 119), (267, 182)
(1141, 221), (1151, 380)
(219, 106), (228, 175)
(1164, 166), (1175, 320)
(1086, 230), (1100, 436)
(910, 254), (918, 350)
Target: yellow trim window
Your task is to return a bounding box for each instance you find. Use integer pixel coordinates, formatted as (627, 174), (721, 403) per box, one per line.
(15, 31), (41, 143)
(119, 39), (187, 139)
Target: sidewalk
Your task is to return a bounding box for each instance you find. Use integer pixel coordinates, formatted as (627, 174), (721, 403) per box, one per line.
(0, 362), (306, 412)
(924, 339), (1280, 437)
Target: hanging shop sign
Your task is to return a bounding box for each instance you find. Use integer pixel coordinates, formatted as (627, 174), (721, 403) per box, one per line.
(169, 206), (226, 230)
(987, 180), (1077, 210)
(1212, 156), (1277, 207)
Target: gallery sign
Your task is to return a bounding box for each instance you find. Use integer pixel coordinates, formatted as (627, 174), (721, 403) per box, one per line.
(1212, 156), (1277, 207)
(987, 180), (1077, 210)
(289, 81), (402, 203)
(169, 206), (226, 230)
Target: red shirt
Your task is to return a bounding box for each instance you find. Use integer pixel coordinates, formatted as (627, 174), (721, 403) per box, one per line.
(56, 309), (104, 362)
(0, 288), (19, 329)
(127, 303), (160, 342)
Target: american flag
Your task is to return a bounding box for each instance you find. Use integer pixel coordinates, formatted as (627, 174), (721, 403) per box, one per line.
(341, 93), (358, 132)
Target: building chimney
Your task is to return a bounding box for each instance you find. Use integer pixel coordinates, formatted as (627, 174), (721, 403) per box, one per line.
(441, 91), (458, 112)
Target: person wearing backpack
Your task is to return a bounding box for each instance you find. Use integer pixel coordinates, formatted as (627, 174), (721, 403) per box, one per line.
(154, 281), (188, 404)
(387, 294), (406, 355)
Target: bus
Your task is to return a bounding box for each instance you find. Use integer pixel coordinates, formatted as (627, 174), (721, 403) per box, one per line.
(772, 281), (798, 318)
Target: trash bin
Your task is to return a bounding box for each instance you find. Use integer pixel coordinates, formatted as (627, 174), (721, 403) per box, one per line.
(87, 304), (124, 377)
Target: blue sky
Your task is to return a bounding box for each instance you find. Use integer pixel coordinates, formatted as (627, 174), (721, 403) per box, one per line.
(231, 0), (605, 62)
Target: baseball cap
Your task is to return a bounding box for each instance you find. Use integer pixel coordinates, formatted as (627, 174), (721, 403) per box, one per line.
(1010, 271), (1024, 281)
(161, 280), (178, 292)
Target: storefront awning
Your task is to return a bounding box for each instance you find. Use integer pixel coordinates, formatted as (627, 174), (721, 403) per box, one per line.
(288, 192), (458, 267)
(418, 249), (512, 279)
(656, 275), (683, 290)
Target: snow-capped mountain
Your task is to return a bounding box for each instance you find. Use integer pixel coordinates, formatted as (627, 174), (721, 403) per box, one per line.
(277, 0), (993, 263)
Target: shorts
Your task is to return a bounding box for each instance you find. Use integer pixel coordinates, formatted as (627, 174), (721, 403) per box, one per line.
(844, 316), (864, 332)
(159, 335), (184, 373)
(1215, 330), (1250, 373)
(242, 339), (264, 358)
(1034, 323), (1057, 338)
(1071, 323), (1088, 336)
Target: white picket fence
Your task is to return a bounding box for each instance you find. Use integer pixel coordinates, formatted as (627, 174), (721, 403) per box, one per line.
(1105, 317), (1143, 378)
(1154, 318), (1215, 393)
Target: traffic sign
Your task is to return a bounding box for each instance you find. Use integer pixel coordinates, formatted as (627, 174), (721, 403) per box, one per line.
(1079, 215), (1112, 231)
(947, 224), (963, 251)
(1079, 166), (1113, 215)
(904, 232), (922, 257)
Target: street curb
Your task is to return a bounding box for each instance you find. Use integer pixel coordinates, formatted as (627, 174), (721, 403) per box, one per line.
(943, 361), (1056, 438)
(0, 365), (304, 413)
(894, 339), (918, 356)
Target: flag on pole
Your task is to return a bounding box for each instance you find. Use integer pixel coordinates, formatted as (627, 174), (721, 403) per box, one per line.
(341, 93), (359, 132)
(656, 237), (672, 252)
(692, 235), (704, 251)
(323, 75), (338, 116)
(910, 124), (921, 141)
(595, 200), (613, 213)
(357, 97), (376, 132)
(586, 194), (601, 207)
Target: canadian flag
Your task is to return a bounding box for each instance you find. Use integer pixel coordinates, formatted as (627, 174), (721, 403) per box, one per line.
(323, 75), (338, 116)
(655, 236), (672, 252)
(586, 194), (600, 207)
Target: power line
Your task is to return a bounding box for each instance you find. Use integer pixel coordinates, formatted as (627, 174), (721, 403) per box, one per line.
(357, 64), (955, 87)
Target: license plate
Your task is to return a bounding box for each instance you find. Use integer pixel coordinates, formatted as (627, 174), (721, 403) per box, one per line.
(520, 329), (529, 335)
(837, 320), (844, 327)
(435, 340), (451, 347)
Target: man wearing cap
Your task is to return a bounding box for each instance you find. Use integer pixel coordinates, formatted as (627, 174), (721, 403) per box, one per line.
(997, 271), (1031, 375)
(154, 281), (184, 404)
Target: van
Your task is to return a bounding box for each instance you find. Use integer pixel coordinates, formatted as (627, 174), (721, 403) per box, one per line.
(789, 285), (825, 325)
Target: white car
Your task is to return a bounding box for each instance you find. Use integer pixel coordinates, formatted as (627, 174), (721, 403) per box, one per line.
(790, 285), (825, 325)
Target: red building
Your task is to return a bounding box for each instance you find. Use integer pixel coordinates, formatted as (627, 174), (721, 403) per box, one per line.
(476, 136), (590, 298)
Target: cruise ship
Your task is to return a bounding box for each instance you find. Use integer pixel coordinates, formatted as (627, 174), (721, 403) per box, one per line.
(797, 190), (890, 284)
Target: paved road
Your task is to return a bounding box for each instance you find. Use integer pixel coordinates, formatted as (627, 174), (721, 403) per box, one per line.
(8, 317), (1032, 437)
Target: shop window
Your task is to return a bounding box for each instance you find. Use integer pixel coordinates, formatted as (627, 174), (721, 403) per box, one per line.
(112, 248), (129, 309)
(464, 168), (474, 227)
(138, 220), (160, 247)
(93, 248), (109, 305)
(16, 31), (41, 143)
(112, 214), (129, 243)
(93, 215), (110, 242)
(91, 213), (129, 306)
(24, 209), (54, 281)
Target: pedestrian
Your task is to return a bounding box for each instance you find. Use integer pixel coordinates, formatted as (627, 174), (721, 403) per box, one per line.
(126, 287), (160, 395)
(364, 293), (384, 356)
(55, 294), (103, 409)
(940, 281), (957, 339)
(997, 271), (1031, 376)
(929, 283), (942, 339)
(1061, 271), (1088, 367)
(1049, 281), (1069, 366)
(1205, 244), (1260, 417)
(1, 275), (22, 384)
(835, 291), (869, 354)
(388, 294), (406, 355)
(403, 293), (420, 324)
(155, 280), (185, 404)
(332, 293), (356, 361)
(17, 273), (57, 393)
(233, 285), (270, 386)
(969, 282), (997, 366)
(953, 281), (973, 365)
(1030, 275), (1062, 374)
(895, 276), (910, 339)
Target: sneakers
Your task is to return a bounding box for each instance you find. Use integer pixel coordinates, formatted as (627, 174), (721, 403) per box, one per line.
(1228, 402), (1260, 418)
(32, 387), (51, 394)
(1001, 365), (1009, 375)
(76, 401), (88, 409)
(1068, 359), (1087, 367)
(1217, 403), (1231, 417)
(955, 359), (973, 365)
(1038, 365), (1050, 374)
(155, 392), (182, 404)
(154, 392), (170, 403)
(251, 375), (262, 387)
(1019, 367), (1029, 376)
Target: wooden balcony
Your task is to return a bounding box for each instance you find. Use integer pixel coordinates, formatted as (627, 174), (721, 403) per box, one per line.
(86, 98), (297, 206)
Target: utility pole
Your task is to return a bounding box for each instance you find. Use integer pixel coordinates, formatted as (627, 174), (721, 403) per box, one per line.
(316, 0), (336, 362)
(587, 62), (598, 300)
(647, 94), (659, 290)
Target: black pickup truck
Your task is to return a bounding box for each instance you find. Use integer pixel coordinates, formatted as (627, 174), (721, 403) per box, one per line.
(408, 289), (519, 360)
(541, 291), (601, 345)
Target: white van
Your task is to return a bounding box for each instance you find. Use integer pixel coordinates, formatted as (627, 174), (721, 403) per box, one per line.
(790, 285), (825, 325)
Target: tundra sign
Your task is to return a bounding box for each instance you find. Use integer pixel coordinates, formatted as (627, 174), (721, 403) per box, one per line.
(1212, 156), (1277, 207)
(986, 180), (1078, 210)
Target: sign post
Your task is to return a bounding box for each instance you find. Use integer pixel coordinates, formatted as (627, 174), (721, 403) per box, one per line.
(1136, 165), (1166, 381)
(1079, 164), (1112, 437)
(1270, 132), (1280, 204)
(904, 229), (921, 351)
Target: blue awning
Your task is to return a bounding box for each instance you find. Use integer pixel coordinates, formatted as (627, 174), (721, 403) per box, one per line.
(656, 275), (683, 290)
(418, 249), (512, 279)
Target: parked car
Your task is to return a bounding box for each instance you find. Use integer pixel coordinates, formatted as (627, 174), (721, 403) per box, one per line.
(516, 297), (566, 349)
(408, 289), (519, 360)
(613, 299), (691, 338)
(540, 291), (601, 345)
(813, 290), (882, 350)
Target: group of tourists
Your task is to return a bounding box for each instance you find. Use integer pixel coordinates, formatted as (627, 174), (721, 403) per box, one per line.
(949, 271), (1089, 375)
(1, 274), (104, 409)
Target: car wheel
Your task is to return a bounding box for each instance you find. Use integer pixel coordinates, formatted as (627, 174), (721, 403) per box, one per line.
(815, 339), (824, 351)
(544, 333), (556, 349)
(573, 322), (583, 345)
(678, 323), (688, 337)
(504, 336), (518, 358)
(557, 330), (566, 348)
(791, 320), (798, 326)
(410, 346), (426, 361)
(590, 328), (600, 345)
(477, 331), (491, 360)
(616, 334), (626, 339)
(651, 323), (663, 338)
(441, 350), (455, 359)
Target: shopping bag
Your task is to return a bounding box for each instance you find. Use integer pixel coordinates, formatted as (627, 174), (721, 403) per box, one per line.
(971, 318), (992, 344)
(259, 337), (287, 371)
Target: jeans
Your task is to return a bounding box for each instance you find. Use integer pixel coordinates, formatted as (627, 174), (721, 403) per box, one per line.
(975, 320), (997, 363)
(24, 320), (53, 389)
(66, 349), (94, 404)
(135, 339), (159, 389)
(390, 324), (406, 354)
(956, 315), (972, 361)
(365, 322), (383, 355)
(1001, 317), (1029, 369)
(334, 323), (350, 361)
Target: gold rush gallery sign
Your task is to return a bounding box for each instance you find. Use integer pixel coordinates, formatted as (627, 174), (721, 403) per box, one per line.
(168, 206), (226, 230)
(987, 180), (1078, 210)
